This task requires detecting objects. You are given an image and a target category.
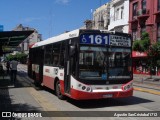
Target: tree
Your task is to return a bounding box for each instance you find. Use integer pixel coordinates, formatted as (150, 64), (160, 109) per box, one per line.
(6, 54), (15, 61)
(6, 52), (28, 64)
(16, 53), (28, 64)
(132, 32), (160, 76)
(132, 32), (150, 52)
(148, 42), (160, 68)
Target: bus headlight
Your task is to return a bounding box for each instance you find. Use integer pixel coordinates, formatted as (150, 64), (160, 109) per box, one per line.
(86, 87), (91, 92)
(122, 82), (133, 91)
(78, 84), (82, 87)
(77, 84), (92, 92)
(82, 86), (86, 90)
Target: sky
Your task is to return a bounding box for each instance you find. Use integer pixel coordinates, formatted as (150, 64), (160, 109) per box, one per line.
(0, 0), (110, 40)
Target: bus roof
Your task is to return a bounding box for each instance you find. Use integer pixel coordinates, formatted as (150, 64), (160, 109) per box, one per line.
(31, 29), (131, 48)
(32, 29), (81, 48)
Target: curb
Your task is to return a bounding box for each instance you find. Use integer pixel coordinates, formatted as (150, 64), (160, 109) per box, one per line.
(134, 87), (160, 96)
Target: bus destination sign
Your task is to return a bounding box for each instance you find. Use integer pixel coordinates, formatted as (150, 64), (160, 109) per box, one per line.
(80, 34), (109, 45)
(109, 35), (131, 47)
(80, 34), (131, 47)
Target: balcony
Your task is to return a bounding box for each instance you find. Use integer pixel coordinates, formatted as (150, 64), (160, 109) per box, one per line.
(108, 19), (128, 31)
(137, 9), (150, 20)
(154, 11), (160, 15)
(154, 5), (160, 15)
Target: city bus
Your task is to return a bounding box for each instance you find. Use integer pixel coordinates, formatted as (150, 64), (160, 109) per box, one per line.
(28, 29), (133, 100)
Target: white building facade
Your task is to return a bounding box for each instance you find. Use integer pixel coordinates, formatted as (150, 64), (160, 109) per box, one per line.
(108, 0), (129, 33)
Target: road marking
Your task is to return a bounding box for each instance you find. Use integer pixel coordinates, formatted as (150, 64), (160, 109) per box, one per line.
(134, 87), (160, 95)
(134, 81), (160, 87)
(28, 87), (70, 120)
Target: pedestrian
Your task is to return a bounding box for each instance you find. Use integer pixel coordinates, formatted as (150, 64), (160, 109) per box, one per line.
(10, 58), (18, 85)
(6, 61), (10, 74)
(0, 63), (4, 79)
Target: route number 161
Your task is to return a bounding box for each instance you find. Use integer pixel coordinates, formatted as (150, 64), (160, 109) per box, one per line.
(89, 35), (108, 44)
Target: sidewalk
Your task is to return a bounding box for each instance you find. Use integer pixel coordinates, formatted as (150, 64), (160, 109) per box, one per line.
(133, 74), (160, 95)
(0, 66), (68, 120)
(0, 70), (41, 111)
(0, 70), (52, 120)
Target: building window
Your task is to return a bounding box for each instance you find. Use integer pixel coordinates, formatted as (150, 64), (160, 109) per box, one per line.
(142, 0), (146, 10)
(115, 8), (119, 20)
(132, 30), (138, 41)
(121, 7), (124, 19)
(133, 2), (138, 17)
(157, 23), (160, 42)
(158, 0), (160, 11)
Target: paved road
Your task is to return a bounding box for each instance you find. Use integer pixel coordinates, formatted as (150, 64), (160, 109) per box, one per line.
(0, 64), (159, 120)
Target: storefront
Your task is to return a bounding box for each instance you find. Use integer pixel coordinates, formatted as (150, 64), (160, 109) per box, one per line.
(132, 51), (160, 76)
(132, 51), (150, 75)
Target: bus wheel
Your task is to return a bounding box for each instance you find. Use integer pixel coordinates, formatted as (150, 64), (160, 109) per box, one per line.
(55, 80), (65, 100)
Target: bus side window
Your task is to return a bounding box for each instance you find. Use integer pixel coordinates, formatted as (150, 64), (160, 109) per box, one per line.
(52, 43), (62, 66)
(53, 55), (58, 66)
(59, 54), (64, 66)
(59, 42), (65, 67)
(44, 44), (53, 66)
(53, 47), (58, 66)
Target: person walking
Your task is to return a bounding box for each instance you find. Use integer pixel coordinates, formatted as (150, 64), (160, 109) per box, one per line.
(10, 58), (18, 85)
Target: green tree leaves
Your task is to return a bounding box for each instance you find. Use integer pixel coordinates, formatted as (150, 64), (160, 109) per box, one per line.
(132, 32), (150, 52)
(6, 53), (28, 64)
(132, 32), (160, 75)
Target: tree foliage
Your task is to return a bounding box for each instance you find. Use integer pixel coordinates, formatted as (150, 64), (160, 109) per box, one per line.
(132, 32), (160, 74)
(132, 32), (150, 52)
(6, 52), (28, 63)
(148, 42), (160, 67)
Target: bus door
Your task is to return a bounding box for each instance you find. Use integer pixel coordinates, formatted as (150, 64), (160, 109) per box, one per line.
(39, 48), (44, 83)
(64, 40), (77, 94)
(64, 41), (71, 94)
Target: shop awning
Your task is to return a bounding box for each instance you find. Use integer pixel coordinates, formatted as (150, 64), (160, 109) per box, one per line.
(0, 31), (34, 47)
(132, 51), (147, 58)
(0, 31), (34, 54)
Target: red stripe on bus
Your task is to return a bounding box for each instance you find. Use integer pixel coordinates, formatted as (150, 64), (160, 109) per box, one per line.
(69, 88), (133, 100)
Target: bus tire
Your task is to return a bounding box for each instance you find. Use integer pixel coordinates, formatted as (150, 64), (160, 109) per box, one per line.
(55, 80), (65, 100)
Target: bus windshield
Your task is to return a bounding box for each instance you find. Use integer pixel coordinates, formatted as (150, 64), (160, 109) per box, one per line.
(79, 46), (132, 80)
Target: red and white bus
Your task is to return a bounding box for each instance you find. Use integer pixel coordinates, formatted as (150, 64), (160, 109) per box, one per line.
(28, 29), (133, 100)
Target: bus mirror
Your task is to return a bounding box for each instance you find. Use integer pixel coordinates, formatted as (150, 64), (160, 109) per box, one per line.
(70, 45), (76, 56)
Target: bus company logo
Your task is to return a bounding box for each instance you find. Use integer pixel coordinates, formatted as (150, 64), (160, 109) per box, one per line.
(69, 33), (77, 38)
(45, 69), (50, 73)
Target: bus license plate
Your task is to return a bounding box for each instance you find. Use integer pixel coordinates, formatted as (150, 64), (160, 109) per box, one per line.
(103, 94), (113, 98)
